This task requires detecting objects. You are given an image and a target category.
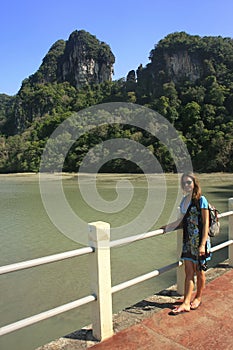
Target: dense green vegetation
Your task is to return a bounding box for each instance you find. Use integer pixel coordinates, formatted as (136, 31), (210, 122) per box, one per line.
(1, 32), (233, 173)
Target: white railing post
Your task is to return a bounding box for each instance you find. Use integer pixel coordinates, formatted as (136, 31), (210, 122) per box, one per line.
(176, 227), (185, 295)
(228, 198), (233, 266)
(88, 221), (113, 341)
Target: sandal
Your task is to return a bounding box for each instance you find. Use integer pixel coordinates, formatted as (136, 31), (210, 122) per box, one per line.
(190, 300), (202, 310)
(169, 307), (190, 316)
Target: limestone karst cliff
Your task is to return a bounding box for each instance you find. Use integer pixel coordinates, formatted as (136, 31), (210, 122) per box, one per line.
(58, 30), (115, 87)
(28, 30), (115, 88)
(10, 30), (115, 132)
(128, 32), (233, 97)
(2, 31), (233, 138)
(163, 50), (202, 83)
(1, 31), (233, 173)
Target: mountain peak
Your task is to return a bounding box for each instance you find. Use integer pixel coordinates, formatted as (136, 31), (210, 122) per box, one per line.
(27, 29), (115, 88)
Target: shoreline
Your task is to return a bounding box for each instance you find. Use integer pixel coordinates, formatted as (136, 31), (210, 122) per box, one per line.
(1, 171), (233, 181)
(36, 260), (232, 350)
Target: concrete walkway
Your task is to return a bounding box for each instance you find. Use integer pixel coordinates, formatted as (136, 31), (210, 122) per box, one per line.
(90, 269), (233, 350)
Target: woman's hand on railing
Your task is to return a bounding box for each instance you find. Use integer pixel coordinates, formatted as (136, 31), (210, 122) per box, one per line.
(160, 220), (183, 234)
(160, 226), (167, 234)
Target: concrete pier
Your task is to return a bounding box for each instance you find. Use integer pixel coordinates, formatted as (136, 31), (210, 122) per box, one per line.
(37, 262), (233, 349)
(91, 266), (233, 350)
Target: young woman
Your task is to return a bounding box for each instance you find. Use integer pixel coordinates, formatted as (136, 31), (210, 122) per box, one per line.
(162, 172), (211, 315)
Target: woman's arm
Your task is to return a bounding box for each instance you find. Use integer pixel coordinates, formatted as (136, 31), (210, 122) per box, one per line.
(161, 216), (183, 233)
(199, 208), (209, 255)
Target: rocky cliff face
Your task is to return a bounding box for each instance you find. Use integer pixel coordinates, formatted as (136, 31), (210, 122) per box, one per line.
(9, 30), (115, 133)
(132, 32), (210, 94)
(163, 50), (202, 83)
(58, 30), (114, 87)
(135, 49), (203, 92)
(28, 30), (115, 88)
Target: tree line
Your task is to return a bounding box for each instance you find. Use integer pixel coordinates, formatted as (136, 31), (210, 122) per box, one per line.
(0, 32), (233, 173)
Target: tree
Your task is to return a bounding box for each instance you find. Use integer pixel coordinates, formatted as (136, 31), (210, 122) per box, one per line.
(180, 101), (201, 131)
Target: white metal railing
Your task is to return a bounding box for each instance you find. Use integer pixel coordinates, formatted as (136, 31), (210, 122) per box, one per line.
(0, 246), (94, 275)
(0, 295), (96, 337)
(0, 198), (233, 342)
(111, 261), (182, 294)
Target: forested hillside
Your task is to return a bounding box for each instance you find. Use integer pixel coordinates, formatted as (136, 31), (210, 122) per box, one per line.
(0, 31), (233, 173)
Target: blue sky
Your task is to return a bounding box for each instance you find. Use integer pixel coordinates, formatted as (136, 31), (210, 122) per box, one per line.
(1, 0), (233, 95)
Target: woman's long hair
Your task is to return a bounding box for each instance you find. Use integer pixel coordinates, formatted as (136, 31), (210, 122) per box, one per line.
(181, 172), (202, 202)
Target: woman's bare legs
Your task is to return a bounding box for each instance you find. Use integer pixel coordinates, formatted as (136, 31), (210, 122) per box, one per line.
(191, 266), (205, 309)
(173, 260), (195, 313)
